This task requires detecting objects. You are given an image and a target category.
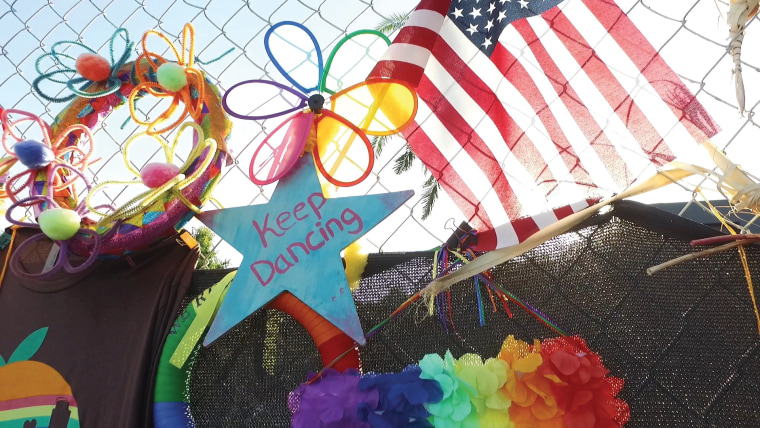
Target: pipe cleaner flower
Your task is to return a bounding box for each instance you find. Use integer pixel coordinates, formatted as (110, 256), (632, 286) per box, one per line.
(5, 164), (103, 280)
(129, 23), (206, 135)
(0, 109), (95, 208)
(32, 28), (133, 103)
(418, 350), (479, 427)
(222, 21), (417, 187)
(289, 368), (378, 428)
(358, 365), (443, 427)
(85, 122), (217, 229)
(538, 336), (630, 428)
(498, 336), (563, 427)
(455, 354), (513, 428)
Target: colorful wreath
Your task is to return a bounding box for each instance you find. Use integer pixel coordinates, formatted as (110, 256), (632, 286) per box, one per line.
(8, 24), (232, 278)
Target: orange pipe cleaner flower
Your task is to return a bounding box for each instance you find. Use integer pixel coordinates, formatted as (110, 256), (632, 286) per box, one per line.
(129, 23), (206, 135)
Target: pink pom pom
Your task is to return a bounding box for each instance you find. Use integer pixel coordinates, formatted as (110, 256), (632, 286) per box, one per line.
(75, 53), (112, 82)
(141, 162), (181, 188)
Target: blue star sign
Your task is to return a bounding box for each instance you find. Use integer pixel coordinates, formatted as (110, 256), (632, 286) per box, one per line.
(197, 156), (413, 345)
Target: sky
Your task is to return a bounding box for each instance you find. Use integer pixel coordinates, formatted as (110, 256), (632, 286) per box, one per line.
(1, 0), (760, 266)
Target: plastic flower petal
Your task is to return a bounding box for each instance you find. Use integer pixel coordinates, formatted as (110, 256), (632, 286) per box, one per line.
(129, 23), (206, 135)
(222, 21), (417, 188)
(32, 28), (133, 103)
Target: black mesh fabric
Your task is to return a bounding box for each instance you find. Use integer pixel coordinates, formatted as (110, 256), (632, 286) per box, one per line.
(182, 201), (760, 427)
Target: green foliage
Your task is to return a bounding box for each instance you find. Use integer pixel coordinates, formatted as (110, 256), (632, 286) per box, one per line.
(421, 173), (441, 220)
(375, 12), (412, 35)
(371, 135), (390, 156)
(392, 145), (417, 174)
(193, 226), (230, 270)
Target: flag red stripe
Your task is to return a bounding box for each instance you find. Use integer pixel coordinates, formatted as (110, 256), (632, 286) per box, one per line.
(430, 36), (603, 206)
(583, 0), (719, 140)
(369, 60), (425, 86)
(490, 42), (634, 189)
(417, 75), (533, 228)
(414, 0), (450, 14)
(530, 11), (676, 166)
(402, 120), (499, 249)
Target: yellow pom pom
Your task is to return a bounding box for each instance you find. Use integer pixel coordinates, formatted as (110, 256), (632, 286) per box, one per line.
(344, 241), (368, 292)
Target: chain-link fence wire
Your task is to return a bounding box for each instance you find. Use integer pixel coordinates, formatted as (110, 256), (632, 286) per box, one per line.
(2, 0), (760, 258)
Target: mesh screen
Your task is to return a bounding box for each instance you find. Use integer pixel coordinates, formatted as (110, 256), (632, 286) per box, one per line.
(183, 200), (760, 427)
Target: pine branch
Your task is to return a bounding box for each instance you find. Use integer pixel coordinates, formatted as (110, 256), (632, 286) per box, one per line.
(393, 145), (417, 174)
(370, 135), (390, 156)
(420, 173), (441, 220)
(375, 12), (412, 35)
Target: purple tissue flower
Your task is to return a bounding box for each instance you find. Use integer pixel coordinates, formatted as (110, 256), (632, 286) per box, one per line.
(289, 368), (379, 428)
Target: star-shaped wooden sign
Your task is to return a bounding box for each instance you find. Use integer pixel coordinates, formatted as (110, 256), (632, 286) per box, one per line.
(197, 156), (413, 345)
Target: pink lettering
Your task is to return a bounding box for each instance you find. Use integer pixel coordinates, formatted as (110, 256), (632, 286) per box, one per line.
(341, 208), (363, 234)
(276, 211), (294, 231)
(253, 214), (284, 248)
(250, 260), (275, 286)
(293, 202), (308, 221)
(307, 192), (325, 220)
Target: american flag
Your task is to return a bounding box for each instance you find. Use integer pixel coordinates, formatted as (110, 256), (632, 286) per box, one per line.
(369, 0), (719, 251)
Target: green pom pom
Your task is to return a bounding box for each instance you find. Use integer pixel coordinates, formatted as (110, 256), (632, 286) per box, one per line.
(38, 208), (81, 241)
(157, 62), (188, 92)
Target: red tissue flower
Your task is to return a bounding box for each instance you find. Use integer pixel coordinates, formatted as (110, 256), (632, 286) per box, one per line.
(538, 336), (630, 428)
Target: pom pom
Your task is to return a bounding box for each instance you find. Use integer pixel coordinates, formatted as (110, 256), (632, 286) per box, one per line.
(75, 53), (112, 82)
(14, 140), (55, 170)
(141, 162), (181, 188)
(38, 208), (81, 241)
(157, 62), (188, 92)
(289, 368), (378, 428)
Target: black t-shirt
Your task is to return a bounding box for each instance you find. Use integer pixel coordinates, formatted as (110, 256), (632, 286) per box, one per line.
(0, 227), (198, 427)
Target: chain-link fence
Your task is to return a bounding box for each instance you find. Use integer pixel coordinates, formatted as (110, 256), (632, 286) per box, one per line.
(2, 0), (760, 263)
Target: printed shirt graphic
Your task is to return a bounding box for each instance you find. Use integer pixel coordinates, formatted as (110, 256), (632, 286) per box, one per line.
(0, 328), (79, 428)
(0, 228), (198, 427)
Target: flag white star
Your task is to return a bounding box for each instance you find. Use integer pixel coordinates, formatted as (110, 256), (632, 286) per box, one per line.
(466, 23), (479, 35)
(519, 0), (529, 8)
(451, 7), (464, 19)
(482, 37), (493, 49)
(499, 0), (510, 4)
(485, 19), (494, 31)
(488, 2), (496, 13)
(470, 7), (482, 18)
(497, 10), (507, 22)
